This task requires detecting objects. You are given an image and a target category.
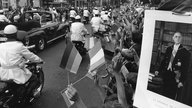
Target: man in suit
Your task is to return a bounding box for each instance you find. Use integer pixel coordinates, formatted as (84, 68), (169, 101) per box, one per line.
(155, 32), (191, 99)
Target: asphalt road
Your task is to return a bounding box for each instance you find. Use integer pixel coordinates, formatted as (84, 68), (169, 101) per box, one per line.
(26, 24), (110, 108)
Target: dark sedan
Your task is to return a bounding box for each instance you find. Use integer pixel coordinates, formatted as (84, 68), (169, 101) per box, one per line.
(0, 10), (69, 51)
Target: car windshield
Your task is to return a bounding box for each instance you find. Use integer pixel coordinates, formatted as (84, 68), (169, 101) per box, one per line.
(40, 12), (52, 24)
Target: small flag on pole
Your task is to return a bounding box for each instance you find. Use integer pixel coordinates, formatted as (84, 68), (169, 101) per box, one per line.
(60, 40), (82, 74)
(88, 41), (105, 72)
(61, 89), (75, 108)
(85, 37), (98, 50)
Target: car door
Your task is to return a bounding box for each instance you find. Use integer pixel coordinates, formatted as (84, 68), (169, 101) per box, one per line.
(43, 12), (59, 43)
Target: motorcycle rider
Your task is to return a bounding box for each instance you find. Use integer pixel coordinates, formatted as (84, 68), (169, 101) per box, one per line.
(69, 7), (77, 23)
(70, 15), (89, 42)
(90, 11), (103, 34)
(0, 25), (43, 103)
(83, 7), (90, 24)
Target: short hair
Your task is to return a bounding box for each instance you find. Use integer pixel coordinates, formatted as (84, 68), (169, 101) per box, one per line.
(173, 32), (182, 37)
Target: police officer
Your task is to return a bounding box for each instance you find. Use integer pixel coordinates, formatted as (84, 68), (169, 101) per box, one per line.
(70, 15), (89, 42)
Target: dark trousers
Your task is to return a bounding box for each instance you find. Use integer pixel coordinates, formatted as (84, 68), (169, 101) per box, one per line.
(25, 74), (40, 97)
(162, 70), (177, 99)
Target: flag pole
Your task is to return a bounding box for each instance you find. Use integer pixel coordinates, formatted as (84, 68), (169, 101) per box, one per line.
(67, 71), (70, 85)
(72, 74), (87, 86)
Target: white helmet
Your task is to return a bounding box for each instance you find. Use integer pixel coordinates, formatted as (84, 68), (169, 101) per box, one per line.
(0, 10), (4, 14)
(4, 25), (17, 35)
(13, 15), (20, 22)
(75, 15), (81, 19)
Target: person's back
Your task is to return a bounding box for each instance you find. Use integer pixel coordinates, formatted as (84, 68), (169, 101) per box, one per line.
(0, 25), (42, 84)
(101, 14), (109, 22)
(91, 16), (102, 33)
(0, 41), (32, 84)
(92, 8), (99, 16)
(70, 9), (77, 18)
(70, 16), (88, 41)
(83, 9), (89, 17)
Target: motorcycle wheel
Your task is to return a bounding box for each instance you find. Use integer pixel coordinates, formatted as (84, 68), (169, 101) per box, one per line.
(28, 69), (44, 103)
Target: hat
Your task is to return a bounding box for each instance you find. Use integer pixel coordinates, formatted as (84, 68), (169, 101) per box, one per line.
(0, 10), (4, 13)
(95, 10), (100, 15)
(13, 15), (20, 21)
(75, 15), (81, 19)
(4, 25), (18, 35)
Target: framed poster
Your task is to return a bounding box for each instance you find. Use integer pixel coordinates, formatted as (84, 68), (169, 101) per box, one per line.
(134, 10), (192, 108)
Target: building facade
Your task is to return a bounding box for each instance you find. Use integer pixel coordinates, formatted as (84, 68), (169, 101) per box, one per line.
(2, 0), (9, 9)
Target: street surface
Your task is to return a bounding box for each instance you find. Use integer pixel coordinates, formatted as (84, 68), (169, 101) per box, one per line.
(26, 24), (110, 108)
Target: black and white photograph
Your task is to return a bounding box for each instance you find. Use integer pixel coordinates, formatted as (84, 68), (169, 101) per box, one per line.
(148, 21), (192, 106)
(134, 10), (192, 108)
(0, 0), (192, 108)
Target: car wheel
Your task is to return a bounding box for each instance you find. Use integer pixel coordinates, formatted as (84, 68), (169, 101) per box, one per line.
(37, 38), (46, 51)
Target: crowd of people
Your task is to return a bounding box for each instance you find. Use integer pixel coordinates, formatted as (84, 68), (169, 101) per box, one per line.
(66, 1), (147, 108)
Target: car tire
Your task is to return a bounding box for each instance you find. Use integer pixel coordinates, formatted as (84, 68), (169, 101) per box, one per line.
(37, 37), (46, 51)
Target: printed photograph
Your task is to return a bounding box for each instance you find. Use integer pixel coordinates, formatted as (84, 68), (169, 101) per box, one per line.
(147, 21), (192, 107)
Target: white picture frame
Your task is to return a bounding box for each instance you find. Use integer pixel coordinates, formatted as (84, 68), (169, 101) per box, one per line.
(134, 10), (192, 108)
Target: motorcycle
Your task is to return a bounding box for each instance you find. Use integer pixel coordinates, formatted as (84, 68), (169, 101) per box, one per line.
(0, 61), (44, 108)
(71, 34), (89, 56)
(83, 16), (89, 24)
(72, 40), (87, 56)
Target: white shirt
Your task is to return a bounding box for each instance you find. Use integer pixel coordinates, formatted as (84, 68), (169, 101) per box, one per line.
(83, 10), (90, 17)
(100, 11), (106, 16)
(70, 10), (77, 18)
(70, 22), (88, 41)
(92, 9), (99, 16)
(90, 17), (102, 32)
(101, 14), (109, 21)
(0, 14), (10, 22)
(167, 44), (180, 70)
(0, 41), (42, 84)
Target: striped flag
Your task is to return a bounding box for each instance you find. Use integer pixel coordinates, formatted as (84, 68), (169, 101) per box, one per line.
(85, 37), (98, 50)
(60, 40), (82, 74)
(61, 89), (74, 108)
(88, 41), (105, 72)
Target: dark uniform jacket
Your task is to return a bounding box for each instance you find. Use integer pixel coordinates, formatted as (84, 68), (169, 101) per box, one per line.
(159, 44), (191, 84)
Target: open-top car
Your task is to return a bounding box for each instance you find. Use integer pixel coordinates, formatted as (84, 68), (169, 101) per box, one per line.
(0, 10), (69, 51)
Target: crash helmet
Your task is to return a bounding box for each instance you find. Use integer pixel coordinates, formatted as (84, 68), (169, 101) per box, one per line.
(75, 15), (81, 19)
(13, 15), (20, 22)
(75, 15), (81, 22)
(4, 25), (18, 39)
(0, 10), (4, 14)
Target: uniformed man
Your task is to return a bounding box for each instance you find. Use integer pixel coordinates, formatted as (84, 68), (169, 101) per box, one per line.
(90, 11), (103, 33)
(70, 15), (89, 42)
(0, 25), (43, 84)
